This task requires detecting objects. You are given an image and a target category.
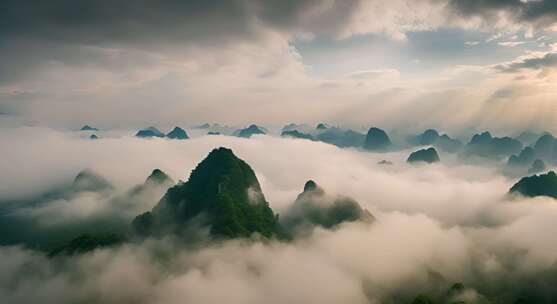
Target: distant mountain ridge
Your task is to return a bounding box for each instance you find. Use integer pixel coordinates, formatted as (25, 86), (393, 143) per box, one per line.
(235, 124), (267, 138)
(135, 126), (189, 139)
(281, 130), (314, 140)
(80, 125), (98, 131)
(464, 131), (522, 158)
(409, 129), (462, 153)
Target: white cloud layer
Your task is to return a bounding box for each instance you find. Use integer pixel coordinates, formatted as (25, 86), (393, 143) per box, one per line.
(1, 127), (557, 303)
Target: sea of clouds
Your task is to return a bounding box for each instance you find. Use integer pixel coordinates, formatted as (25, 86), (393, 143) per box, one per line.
(1, 126), (557, 303)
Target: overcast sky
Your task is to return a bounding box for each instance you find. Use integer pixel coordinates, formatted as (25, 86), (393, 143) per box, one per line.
(1, 0), (557, 133)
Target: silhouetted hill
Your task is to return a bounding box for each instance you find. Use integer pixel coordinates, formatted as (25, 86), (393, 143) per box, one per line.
(144, 169), (173, 186)
(436, 134), (462, 153)
(465, 131), (522, 158)
(89, 134), (98, 140)
(516, 131), (541, 145)
(508, 147), (536, 167)
(407, 147), (440, 164)
(315, 128), (366, 148)
(132, 148), (278, 239)
(409, 130), (462, 153)
(122, 169), (174, 198)
(80, 125), (98, 131)
(316, 123), (328, 130)
(471, 131), (491, 144)
(420, 129), (440, 145)
(73, 169), (113, 192)
(135, 127), (165, 138)
(364, 127), (391, 151)
(281, 123), (300, 132)
(533, 133), (556, 162)
(280, 180), (373, 237)
(282, 123), (298, 132)
(113, 168), (175, 219)
(510, 171), (557, 198)
(281, 130), (314, 140)
(166, 127), (189, 139)
(235, 124), (266, 138)
(492, 137), (523, 154)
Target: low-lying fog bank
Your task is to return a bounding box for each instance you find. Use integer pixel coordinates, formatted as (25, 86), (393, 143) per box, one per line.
(1, 127), (557, 304)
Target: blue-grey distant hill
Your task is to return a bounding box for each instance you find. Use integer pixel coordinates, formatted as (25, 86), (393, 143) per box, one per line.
(166, 127), (189, 139)
(463, 131), (522, 158)
(363, 127), (392, 151)
(408, 129), (462, 153)
(234, 124), (267, 138)
(407, 147), (440, 164)
(80, 125), (98, 131)
(135, 126), (165, 138)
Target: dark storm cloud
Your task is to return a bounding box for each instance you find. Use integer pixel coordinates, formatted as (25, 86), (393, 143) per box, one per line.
(0, 0), (348, 85)
(449, 0), (557, 26)
(0, 0), (259, 46)
(253, 0), (360, 37)
(2, 0), (554, 47)
(2, 0), (556, 85)
(0, 0), (265, 85)
(0, 0), (360, 44)
(522, 1), (557, 22)
(449, 0), (523, 13)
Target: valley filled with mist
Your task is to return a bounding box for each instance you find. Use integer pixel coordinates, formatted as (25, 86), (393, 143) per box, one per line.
(1, 124), (557, 304)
